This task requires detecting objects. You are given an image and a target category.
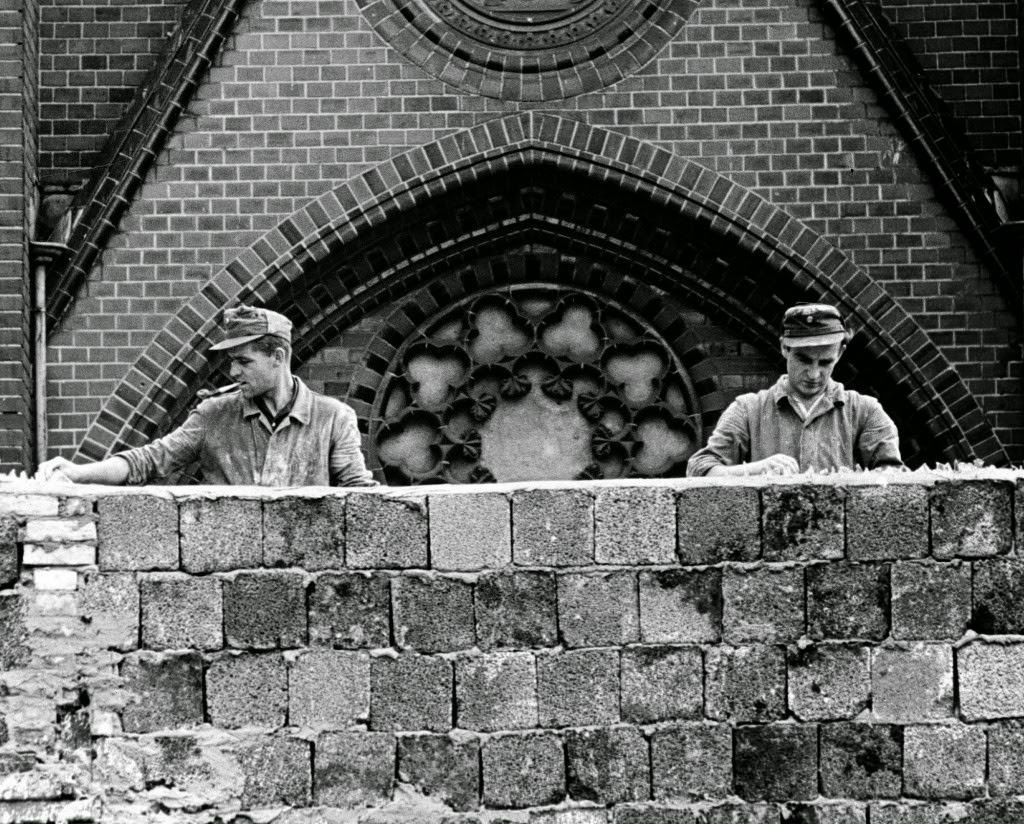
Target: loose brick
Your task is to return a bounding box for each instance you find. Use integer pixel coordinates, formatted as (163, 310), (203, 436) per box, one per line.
(120, 651), (203, 733)
(346, 492), (427, 568)
(620, 646), (702, 724)
(566, 726), (650, 804)
(97, 494), (179, 571)
(308, 572), (390, 649)
(872, 644), (954, 722)
(722, 566), (803, 644)
(891, 561), (970, 639)
(971, 559), (1024, 634)
(429, 491), (510, 570)
(594, 485), (675, 564)
(650, 722), (732, 801)
(820, 723), (902, 799)
(733, 724), (818, 802)
(537, 648), (618, 727)
(988, 724), (1024, 795)
(676, 485), (760, 564)
(558, 571), (639, 647)
(140, 574), (222, 651)
(289, 650), (369, 730)
(475, 570), (557, 650)
(903, 724), (985, 800)
(806, 562), (889, 641)
(788, 644), (870, 721)
(206, 653), (287, 728)
(180, 498), (261, 573)
(392, 574), (475, 653)
(705, 644), (786, 722)
(639, 568), (722, 643)
(481, 731), (564, 808)
(512, 487), (593, 566)
(930, 479), (1012, 559)
(397, 733), (480, 811)
(314, 731), (394, 808)
(0, 516), (17, 588)
(958, 641), (1024, 720)
(762, 483), (844, 561)
(847, 484), (928, 561)
(263, 494), (344, 569)
(224, 570), (307, 649)
(456, 651), (537, 731)
(79, 570), (139, 651)
(238, 735), (311, 809)
(370, 654), (452, 732)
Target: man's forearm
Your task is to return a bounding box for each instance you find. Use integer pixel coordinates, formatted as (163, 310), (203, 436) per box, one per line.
(65, 457), (131, 484)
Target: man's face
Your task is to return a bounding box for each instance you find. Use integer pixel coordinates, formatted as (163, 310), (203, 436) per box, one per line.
(226, 340), (284, 399)
(782, 341), (844, 402)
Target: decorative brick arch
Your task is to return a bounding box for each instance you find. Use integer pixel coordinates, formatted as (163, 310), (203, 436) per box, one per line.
(75, 112), (1007, 467)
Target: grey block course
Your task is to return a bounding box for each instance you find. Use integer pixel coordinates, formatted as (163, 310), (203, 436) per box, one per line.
(397, 733), (480, 812)
(140, 573), (223, 651)
(308, 572), (390, 649)
(0, 592), (27, 670)
(224, 570), (307, 649)
(958, 641), (1024, 721)
(787, 644), (871, 721)
(639, 568), (722, 643)
(705, 644), (786, 722)
(971, 559), (1024, 634)
(481, 731), (565, 808)
(613, 805), (703, 824)
(594, 485), (675, 564)
(733, 724), (818, 802)
(97, 494), (179, 571)
(930, 479), (1012, 559)
(238, 735), (312, 809)
(263, 494), (345, 569)
(370, 654), (452, 732)
(806, 562), (890, 640)
(392, 574), (475, 653)
(891, 561), (971, 639)
(872, 644), (954, 722)
(475, 570), (557, 650)
(429, 491), (511, 570)
(206, 653), (288, 729)
(819, 723), (902, 799)
(903, 724), (986, 800)
(565, 725), (650, 804)
(846, 483), (929, 561)
(0, 516), (17, 587)
(314, 731), (394, 808)
(289, 649), (369, 730)
(80, 570), (139, 651)
(557, 570), (639, 647)
(676, 485), (760, 564)
(722, 566), (804, 644)
(179, 497), (262, 573)
(650, 722), (732, 801)
(537, 648), (619, 727)
(512, 487), (593, 566)
(988, 724), (1024, 795)
(346, 492), (427, 568)
(120, 651), (204, 733)
(456, 651), (537, 731)
(620, 645), (702, 724)
(761, 483), (844, 561)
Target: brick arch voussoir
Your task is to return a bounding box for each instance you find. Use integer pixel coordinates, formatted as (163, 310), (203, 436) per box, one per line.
(74, 112), (1004, 465)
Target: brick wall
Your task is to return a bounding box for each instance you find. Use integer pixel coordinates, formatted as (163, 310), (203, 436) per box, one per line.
(3, 473), (1024, 821)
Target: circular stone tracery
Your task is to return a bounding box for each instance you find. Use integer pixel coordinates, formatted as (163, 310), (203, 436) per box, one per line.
(370, 286), (702, 484)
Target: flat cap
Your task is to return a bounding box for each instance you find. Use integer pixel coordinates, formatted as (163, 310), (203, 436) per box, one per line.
(209, 305), (292, 351)
(780, 303), (847, 348)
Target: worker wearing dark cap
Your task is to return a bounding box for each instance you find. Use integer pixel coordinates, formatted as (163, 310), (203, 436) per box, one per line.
(36, 306), (377, 486)
(686, 303), (902, 476)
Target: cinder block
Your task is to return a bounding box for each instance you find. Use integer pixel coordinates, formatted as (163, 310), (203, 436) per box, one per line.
(79, 570), (138, 651)
(429, 491), (511, 570)
(785, 804), (866, 824)
(931, 479), (1012, 559)
(346, 492), (427, 568)
(238, 735), (311, 809)
(512, 487), (593, 566)
(140, 573), (222, 651)
(206, 653), (287, 728)
(263, 494), (344, 569)
(872, 644), (954, 722)
(904, 724), (985, 800)
(639, 568), (722, 643)
(891, 561), (970, 639)
(98, 495), (179, 571)
(120, 651), (203, 733)
(0, 592), (27, 670)
(702, 806), (781, 824)
(733, 724), (818, 801)
(705, 644), (786, 722)
(397, 733), (480, 812)
(314, 731), (394, 808)
(180, 498), (261, 573)
(847, 484), (929, 561)
(308, 572), (390, 649)
(224, 570), (307, 649)
(456, 652), (537, 731)
(594, 485), (675, 564)
(722, 567), (803, 644)
(620, 646), (702, 724)
(537, 648), (618, 727)
(788, 644), (870, 721)
(289, 650), (369, 730)
(988, 724), (1024, 795)
(676, 486), (760, 564)
(870, 803), (974, 824)
(475, 570), (557, 650)
(557, 571), (639, 647)
(820, 723), (902, 799)
(0, 516), (15, 588)
(613, 805), (710, 824)
(392, 574), (475, 652)
(650, 722), (732, 801)
(971, 559), (1024, 634)
(806, 562), (889, 641)
(565, 726), (650, 804)
(370, 654), (452, 732)
(481, 731), (564, 808)
(762, 484), (844, 561)
(958, 641), (1024, 721)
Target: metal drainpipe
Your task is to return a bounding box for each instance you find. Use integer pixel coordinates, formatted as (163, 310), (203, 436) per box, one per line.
(27, 242), (69, 470)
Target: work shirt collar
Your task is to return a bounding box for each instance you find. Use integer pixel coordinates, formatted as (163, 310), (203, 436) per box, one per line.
(241, 377), (313, 426)
(770, 376), (846, 414)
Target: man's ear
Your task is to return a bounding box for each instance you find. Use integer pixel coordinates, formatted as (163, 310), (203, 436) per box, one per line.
(273, 346), (288, 365)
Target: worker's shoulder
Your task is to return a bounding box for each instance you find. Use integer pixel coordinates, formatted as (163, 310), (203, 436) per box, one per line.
(308, 389), (358, 419)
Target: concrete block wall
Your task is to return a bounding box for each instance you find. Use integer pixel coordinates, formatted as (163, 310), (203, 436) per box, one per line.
(3, 474), (1024, 822)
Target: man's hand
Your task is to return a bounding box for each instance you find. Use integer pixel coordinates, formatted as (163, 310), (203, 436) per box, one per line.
(747, 454), (800, 476)
(35, 457), (80, 483)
